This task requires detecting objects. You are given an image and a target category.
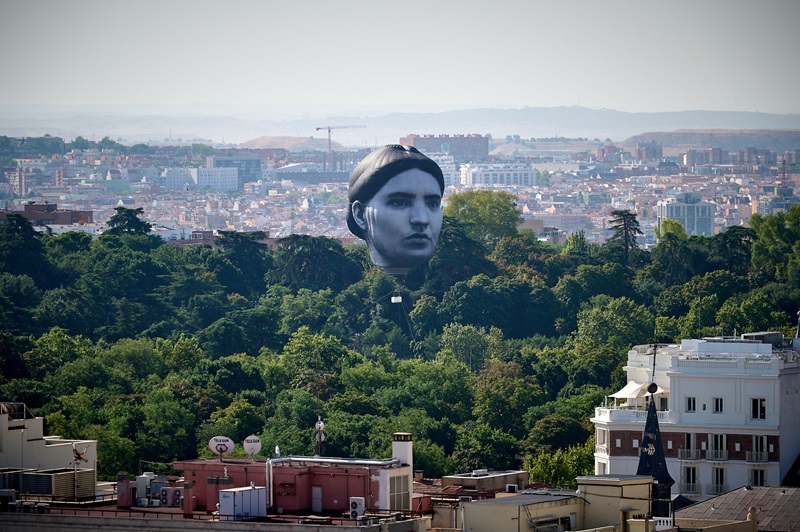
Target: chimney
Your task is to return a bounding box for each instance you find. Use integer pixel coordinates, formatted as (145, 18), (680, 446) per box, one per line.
(392, 433), (413, 470)
(392, 433), (413, 513)
(116, 472), (131, 510)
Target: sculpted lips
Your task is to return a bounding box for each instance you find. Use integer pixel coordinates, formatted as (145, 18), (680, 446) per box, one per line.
(405, 233), (431, 245)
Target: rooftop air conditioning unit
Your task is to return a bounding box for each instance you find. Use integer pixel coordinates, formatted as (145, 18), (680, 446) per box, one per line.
(160, 487), (173, 507)
(506, 484), (518, 493)
(349, 496), (365, 518)
(458, 496), (472, 503)
(173, 487), (183, 507)
(472, 469), (488, 477)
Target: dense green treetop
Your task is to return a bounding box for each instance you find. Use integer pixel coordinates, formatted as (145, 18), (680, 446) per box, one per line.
(0, 206), (798, 483)
(105, 207), (153, 236)
(608, 209), (643, 265)
(443, 189), (522, 248)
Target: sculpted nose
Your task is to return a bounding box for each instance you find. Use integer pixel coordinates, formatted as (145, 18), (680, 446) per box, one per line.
(409, 202), (429, 226)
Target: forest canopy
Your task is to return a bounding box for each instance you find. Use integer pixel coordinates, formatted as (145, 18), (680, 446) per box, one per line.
(1, 201), (799, 485)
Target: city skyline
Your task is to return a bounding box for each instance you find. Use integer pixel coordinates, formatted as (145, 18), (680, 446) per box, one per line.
(1, 0), (799, 117)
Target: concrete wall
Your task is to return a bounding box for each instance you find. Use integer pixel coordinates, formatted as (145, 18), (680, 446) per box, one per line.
(577, 476), (651, 530)
(462, 496), (582, 532)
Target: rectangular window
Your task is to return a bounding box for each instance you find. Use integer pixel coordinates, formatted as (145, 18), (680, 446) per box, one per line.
(686, 397), (696, 412)
(754, 435), (766, 454)
(682, 466), (697, 493)
(616, 438), (622, 448)
(750, 469), (765, 486)
(709, 467), (727, 495)
(389, 475), (409, 511)
(751, 398), (766, 419)
(713, 467), (725, 486)
(684, 466), (696, 484)
(714, 397), (724, 413)
(633, 438), (639, 448)
(597, 429), (606, 445)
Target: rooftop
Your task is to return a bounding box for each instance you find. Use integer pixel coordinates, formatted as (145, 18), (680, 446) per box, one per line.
(676, 486), (800, 532)
(468, 490), (577, 507)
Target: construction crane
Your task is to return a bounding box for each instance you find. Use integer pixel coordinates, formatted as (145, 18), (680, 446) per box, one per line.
(316, 125), (366, 171)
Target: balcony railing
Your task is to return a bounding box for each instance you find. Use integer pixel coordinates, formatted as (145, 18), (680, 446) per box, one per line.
(746, 451), (768, 462)
(595, 444), (608, 455)
(678, 449), (702, 460)
(680, 483), (699, 494)
(654, 517), (673, 531)
(706, 483), (728, 496)
(705, 449), (728, 461)
(593, 407), (674, 423)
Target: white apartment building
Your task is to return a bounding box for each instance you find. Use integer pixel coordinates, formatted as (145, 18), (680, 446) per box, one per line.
(592, 332), (800, 502)
(161, 168), (195, 190)
(656, 191), (715, 236)
(460, 163), (535, 187)
(194, 167), (238, 193)
(425, 153), (459, 188)
(156, 168), (238, 192)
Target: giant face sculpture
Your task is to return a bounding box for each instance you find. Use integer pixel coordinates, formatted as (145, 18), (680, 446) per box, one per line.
(348, 145), (444, 275)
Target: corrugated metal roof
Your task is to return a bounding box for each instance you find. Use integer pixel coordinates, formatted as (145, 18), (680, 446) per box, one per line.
(676, 487), (800, 532)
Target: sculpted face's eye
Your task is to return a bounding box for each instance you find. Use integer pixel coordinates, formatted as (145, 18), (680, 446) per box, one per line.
(388, 197), (412, 208)
(426, 197), (441, 209)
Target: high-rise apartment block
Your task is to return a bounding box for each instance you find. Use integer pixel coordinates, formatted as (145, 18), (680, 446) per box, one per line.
(399, 134), (489, 163)
(206, 155), (263, 189)
(195, 167), (238, 193)
(636, 140), (663, 162)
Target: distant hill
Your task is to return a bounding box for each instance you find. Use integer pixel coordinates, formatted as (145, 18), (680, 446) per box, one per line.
(619, 129), (800, 155)
(239, 135), (344, 152)
(2, 105), (799, 146)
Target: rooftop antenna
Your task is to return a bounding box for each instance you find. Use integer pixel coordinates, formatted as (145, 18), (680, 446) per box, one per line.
(71, 443), (89, 465)
(315, 416), (326, 457)
(314, 344), (326, 457)
(71, 443), (89, 501)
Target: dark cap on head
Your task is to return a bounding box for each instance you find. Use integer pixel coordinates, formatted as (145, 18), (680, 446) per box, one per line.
(347, 144), (444, 239)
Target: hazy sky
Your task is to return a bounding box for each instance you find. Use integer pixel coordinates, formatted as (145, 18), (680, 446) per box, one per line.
(2, 0), (799, 116)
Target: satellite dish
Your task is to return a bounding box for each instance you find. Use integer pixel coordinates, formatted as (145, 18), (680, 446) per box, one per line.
(208, 436), (234, 457)
(243, 435), (262, 456)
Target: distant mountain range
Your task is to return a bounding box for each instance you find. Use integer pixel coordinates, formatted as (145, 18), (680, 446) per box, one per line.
(0, 105), (798, 149)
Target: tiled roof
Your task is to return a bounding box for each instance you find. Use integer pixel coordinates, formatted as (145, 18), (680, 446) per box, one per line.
(676, 486), (800, 532)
